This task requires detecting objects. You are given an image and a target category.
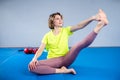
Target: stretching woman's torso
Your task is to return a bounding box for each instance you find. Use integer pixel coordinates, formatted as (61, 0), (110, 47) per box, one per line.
(42, 26), (73, 59)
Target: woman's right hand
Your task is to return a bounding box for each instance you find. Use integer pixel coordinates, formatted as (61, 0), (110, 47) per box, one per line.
(29, 59), (38, 70)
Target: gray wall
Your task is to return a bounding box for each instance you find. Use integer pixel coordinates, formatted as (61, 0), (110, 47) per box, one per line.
(0, 0), (120, 47)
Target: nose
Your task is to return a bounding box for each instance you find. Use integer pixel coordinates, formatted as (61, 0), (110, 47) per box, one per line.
(59, 19), (63, 23)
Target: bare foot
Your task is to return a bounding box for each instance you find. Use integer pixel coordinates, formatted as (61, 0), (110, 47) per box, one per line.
(97, 21), (105, 28)
(98, 9), (109, 25)
(94, 20), (106, 33)
(61, 66), (76, 74)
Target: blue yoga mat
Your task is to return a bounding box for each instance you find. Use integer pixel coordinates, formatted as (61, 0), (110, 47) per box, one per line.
(0, 47), (120, 80)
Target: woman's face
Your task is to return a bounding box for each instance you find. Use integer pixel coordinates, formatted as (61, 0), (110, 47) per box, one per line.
(53, 15), (63, 27)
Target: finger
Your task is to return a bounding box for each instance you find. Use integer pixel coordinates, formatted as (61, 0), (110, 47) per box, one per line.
(29, 64), (33, 70)
(32, 62), (37, 69)
(30, 62), (35, 70)
(28, 64), (31, 71)
(95, 14), (101, 21)
(35, 60), (38, 65)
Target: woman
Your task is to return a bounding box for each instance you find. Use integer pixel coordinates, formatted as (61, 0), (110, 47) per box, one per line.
(28, 9), (108, 74)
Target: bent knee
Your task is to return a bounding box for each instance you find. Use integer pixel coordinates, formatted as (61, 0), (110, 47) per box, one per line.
(28, 64), (36, 72)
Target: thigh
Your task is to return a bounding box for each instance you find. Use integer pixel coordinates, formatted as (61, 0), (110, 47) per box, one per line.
(36, 56), (64, 68)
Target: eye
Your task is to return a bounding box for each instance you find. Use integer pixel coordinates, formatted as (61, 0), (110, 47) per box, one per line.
(54, 15), (62, 21)
(56, 18), (59, 20)
(54, 18), (59, 21)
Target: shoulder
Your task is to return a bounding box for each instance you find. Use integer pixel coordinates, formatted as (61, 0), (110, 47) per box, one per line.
(42, 30), (52, 43)
(63, 26), (71, 29)
(62, 26), (72, 31)
(44, 30), (52, 36)
(62, 26), (73, 35)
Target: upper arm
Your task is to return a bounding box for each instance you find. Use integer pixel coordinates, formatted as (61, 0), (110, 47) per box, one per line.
(37, 43), (46, 53)
(40, 43), (46, 49)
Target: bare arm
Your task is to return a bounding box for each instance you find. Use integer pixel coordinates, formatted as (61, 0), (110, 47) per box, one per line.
(32, 43), (46, 61)
(29, 43), (46, 70)
(70, 16), (97, 32)
(70, 9), (103, 32)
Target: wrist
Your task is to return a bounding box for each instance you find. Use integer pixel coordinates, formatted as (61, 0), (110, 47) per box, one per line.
(32, 57), (37, 61)
(91, 16), (96, 21)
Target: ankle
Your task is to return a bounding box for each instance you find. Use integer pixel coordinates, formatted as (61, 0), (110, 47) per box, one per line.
(55, 66), (76, 74)
(94, 21), (105, 33)
(55, 66), (67, 73)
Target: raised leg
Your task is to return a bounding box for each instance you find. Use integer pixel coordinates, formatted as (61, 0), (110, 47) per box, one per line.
(62, 18), (108, 67)
(62, 31), (97, 67)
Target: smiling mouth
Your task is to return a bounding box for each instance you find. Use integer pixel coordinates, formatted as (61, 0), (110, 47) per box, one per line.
(59, 23), (63, 24)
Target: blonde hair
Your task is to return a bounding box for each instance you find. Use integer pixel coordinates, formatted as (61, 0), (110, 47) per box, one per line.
(48, 12), (63, 29)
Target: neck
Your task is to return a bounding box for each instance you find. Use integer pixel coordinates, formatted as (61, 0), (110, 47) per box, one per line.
(52, 26), (62, 35)
(54, 26), (60, 29)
